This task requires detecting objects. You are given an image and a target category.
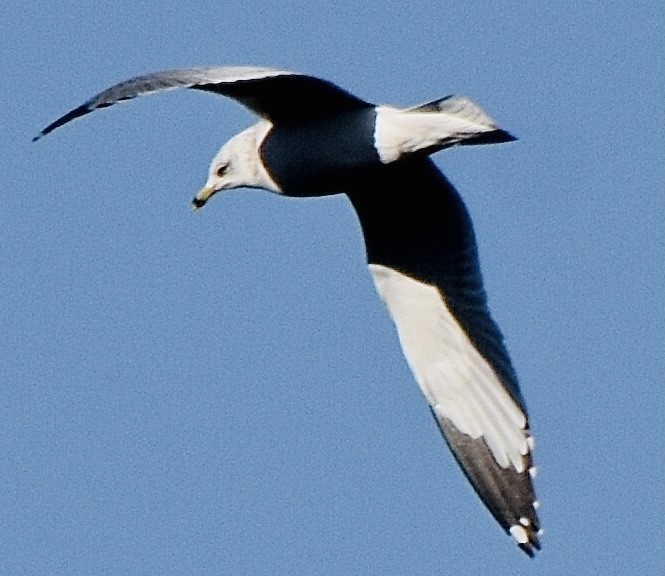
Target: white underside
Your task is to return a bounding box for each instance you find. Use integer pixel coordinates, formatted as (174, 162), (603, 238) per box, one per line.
(373, 105), (498, 164)
(369, 264), (530, 472)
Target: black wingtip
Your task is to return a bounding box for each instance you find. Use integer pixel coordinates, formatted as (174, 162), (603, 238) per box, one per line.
(510, 506), (542, 558)
(34, 103), (93, 142)
(517, 528), (542, 558)
(460, 128), (518, 146)
(495, 128), (518, 143)
(429, 410), (542, 557)
(519, 542), (536, 558)
(520, 532), (542, 558)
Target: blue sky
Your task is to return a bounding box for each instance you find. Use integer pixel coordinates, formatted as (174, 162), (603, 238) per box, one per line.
(3, 2), (663, 574)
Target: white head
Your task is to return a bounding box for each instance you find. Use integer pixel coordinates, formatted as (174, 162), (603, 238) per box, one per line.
(192, 121), (280, 210)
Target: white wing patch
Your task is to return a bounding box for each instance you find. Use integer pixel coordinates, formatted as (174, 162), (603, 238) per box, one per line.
(369, 264), (529, 472)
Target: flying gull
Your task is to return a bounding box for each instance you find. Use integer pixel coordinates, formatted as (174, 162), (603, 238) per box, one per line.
(35, 66), (542, 556)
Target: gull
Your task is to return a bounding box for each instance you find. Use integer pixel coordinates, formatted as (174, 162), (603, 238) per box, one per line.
(35, 66), (542, 555)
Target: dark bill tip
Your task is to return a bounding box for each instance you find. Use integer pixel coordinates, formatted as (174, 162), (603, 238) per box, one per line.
(191, 197), (207, 211)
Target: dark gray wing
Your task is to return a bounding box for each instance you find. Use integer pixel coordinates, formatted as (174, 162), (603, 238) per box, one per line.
(345, 157), (541, 556)
(34, 66), (372, 140)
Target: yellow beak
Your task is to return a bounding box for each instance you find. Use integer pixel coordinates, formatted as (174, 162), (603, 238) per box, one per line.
(191, 185), (216, 212)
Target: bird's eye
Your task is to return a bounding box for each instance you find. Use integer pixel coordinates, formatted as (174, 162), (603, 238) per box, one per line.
(216, 164), (228, 177)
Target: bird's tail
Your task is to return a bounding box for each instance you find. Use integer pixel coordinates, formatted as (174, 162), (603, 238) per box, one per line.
(408, 95), (516, 145)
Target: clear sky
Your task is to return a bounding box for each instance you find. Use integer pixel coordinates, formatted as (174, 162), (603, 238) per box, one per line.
(3, 2), (663, 575)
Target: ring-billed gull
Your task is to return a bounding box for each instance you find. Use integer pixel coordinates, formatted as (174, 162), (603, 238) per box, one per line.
(36, 66), (541, 556)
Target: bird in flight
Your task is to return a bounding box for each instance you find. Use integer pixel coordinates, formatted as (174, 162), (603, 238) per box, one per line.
(35, 66), (542, 555)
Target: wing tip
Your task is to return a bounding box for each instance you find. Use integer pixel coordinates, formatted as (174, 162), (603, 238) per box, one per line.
(518, 541), (540, 558)
(459, 128), (517, 146)
(431, 412), (542, 556)
(34, 103), (94, 141)
(510, 523), (542, 557)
